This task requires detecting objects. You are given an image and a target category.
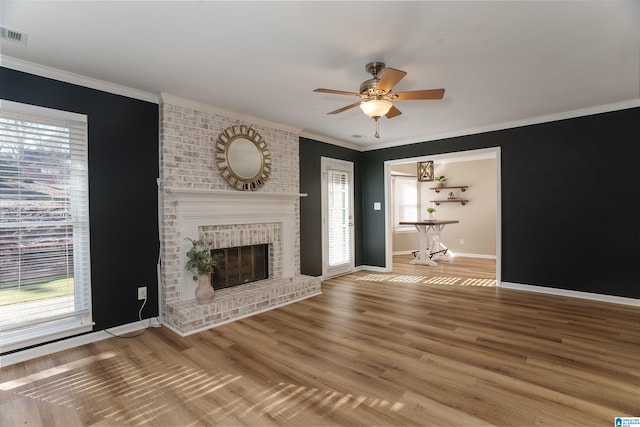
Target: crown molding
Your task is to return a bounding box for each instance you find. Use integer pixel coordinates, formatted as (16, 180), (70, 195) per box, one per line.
(299, 130), (362, 151)
(4, 54), (637, 150)
(160, 93), (303, 136)
(1, 55), (159, 104)
(361, 98), (640, 152)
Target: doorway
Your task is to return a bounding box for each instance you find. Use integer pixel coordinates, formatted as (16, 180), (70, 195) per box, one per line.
(383, 147), (501, 284)
(321, 157), (355, 278)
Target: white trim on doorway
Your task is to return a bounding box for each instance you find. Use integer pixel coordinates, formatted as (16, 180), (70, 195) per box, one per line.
(383, 147), (502, 285)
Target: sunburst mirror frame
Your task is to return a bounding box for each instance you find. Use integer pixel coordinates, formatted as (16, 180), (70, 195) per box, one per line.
(216, 125), (271, 191)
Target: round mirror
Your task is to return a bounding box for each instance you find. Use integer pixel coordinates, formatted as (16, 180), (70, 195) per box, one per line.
(227, 138), (261, 179)
(216, 125), (271, 191)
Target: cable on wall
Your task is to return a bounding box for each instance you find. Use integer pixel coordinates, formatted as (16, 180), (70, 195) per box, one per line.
(104, 296), (158, 339)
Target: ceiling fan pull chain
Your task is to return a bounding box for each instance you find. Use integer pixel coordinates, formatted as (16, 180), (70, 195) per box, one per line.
(375, 117), (381, 139)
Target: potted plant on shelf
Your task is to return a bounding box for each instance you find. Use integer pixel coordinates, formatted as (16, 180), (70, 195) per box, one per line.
(185, 237), (223, 304)
(426, 207), (436, 220)
(434, 175), (447, 188)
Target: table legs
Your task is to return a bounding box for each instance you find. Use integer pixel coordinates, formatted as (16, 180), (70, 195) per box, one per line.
(428, 228), (451, 262)
(409, 224), (437, 266)
(409, 224), (451, 266)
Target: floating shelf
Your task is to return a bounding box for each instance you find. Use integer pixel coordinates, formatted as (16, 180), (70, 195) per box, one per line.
(431, 199), (469, 206)
(429, 185), (468, 193)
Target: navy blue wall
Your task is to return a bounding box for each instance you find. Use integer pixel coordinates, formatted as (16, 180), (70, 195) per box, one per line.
(1, 67), (160, 330)
(303, 108), (640, 299)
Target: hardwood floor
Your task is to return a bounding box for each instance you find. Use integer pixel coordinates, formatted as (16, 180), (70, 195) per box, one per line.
(391, 254), (496, 285)
(1, 257), (638, 426)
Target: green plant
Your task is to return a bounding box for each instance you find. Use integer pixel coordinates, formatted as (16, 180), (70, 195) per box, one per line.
(434, 175), (447, 183)
(185, 238), (223, 281)
(426, 207), (436, 214)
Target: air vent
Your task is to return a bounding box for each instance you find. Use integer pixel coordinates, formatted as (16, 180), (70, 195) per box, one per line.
(0, 26), (28, 45)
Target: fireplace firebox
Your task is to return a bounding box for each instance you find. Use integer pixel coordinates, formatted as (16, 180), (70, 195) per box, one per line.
(212, 244), (269, 290)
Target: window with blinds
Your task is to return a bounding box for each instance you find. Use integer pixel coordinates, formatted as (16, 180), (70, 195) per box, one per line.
(393, 176), (418, 231)
(0, 100), (93, 352)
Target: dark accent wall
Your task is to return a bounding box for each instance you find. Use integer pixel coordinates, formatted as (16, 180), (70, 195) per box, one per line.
(299, 138), (362, 276)
(301, 108), (640, 299)
(1, 67), (160, 330)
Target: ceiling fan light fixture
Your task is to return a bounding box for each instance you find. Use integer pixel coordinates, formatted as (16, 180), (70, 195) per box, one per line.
(315, 62), (445, 138)
(359, 99), (393, 118)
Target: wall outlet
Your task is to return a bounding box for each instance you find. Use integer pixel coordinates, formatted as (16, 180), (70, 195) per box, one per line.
(460, 238), (465, 245)
(137, 286), (147, 300)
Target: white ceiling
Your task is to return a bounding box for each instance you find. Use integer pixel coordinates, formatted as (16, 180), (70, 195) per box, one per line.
(1, 1), (639, 150)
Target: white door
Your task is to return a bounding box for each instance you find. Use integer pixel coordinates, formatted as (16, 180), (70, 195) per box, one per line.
(321, 157), (355, 278)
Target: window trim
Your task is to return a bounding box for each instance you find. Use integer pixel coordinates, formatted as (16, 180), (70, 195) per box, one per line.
(392, 175), (420, 233)
(0, 99), (93, 353)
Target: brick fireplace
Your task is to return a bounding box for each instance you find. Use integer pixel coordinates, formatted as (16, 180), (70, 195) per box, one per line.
(159, 94), (321, 336)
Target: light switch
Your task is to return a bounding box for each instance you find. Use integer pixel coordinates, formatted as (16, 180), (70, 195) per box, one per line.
(373, 202), (381, 210)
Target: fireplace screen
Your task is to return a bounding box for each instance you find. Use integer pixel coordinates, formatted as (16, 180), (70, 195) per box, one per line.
(212, 244), (269, 290)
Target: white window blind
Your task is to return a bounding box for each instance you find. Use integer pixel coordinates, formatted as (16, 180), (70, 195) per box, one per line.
(393, 176), (418, 231)
(327, 169), (351, 267)
(0, 100), (93, 352)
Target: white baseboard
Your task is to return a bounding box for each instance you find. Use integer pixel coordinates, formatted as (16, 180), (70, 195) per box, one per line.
(355, 265), (389, 273)
(0, 318), (159, 367)
(320, 265), (389, 280)
(501, 282), (640, 307)
(453, 252), (497, 259)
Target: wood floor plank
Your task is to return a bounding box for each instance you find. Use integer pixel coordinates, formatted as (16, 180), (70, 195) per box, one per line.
(2, 256), (639, 426)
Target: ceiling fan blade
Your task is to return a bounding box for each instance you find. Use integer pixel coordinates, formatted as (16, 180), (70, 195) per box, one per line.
(392, 88), (445, 100)
(385, 105), (402, 119)
(314, 88), (362, 97)
(327, 101), (362, 115)
(375, 68), (407, 93)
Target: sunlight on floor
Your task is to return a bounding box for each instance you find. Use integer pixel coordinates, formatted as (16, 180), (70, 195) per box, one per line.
(239, 382), (405, 421)
(388, 275), (425, 283)
(459, 278), (496, 287)
(4, 353), (242, 425)
(3, 350), (406, 425)
(0, 351), (118, 391)
(357, 273), (496, 287)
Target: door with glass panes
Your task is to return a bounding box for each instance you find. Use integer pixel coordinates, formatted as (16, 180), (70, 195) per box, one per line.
(321, 157), (355, 278)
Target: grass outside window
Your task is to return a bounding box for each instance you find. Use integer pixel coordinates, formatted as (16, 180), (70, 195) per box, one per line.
(0, 277), (74, 306)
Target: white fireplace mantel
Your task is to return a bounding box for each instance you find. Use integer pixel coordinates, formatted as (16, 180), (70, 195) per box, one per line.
(164, 188), (305, 301)
(164, 188), (307, 201)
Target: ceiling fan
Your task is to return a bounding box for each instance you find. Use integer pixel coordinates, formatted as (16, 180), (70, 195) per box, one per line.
(314, 62), (445, 138)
